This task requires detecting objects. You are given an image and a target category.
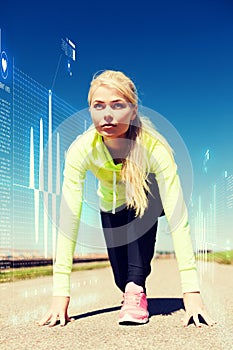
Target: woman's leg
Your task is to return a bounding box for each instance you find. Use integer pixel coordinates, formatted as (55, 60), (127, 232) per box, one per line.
(101, 207), (129, 292)
(101, 174), (163, 293)
(126, 217), (158, 293)
(125, 173), (164, 291)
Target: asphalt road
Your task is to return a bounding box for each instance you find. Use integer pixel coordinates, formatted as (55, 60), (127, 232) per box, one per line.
(1, 259), (233, 350)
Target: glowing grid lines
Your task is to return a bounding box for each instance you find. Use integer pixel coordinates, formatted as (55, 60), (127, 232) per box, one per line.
(12, 66), (79, 258)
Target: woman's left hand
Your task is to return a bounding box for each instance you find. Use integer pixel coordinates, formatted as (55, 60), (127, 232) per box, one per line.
(182, 292), (216, 327)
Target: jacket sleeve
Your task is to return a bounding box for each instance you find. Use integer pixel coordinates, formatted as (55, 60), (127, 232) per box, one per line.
(53, 137), (87, 296)
(151, 142), (200, 293)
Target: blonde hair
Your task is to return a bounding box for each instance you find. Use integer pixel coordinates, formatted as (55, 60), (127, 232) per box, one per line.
(88, 70), (173, 217)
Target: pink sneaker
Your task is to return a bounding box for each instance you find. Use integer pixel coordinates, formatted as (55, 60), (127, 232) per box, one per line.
(119, 282), (149, 324)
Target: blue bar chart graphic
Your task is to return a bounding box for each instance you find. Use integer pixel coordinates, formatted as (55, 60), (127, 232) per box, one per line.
(12, 67), (80, 258)
(0, 53), (90, 258)
(26, 90), (61, 258)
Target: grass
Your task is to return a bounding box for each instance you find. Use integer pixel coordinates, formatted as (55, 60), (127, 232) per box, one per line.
(196, 250), (233, 265)
(1, 251), (233, 283)
(0, 261), (110, 283)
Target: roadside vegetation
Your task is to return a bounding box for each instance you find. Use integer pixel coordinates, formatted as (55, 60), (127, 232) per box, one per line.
(196, 250), (233, 265)
(0, 261), (110, 283)
(1, 251), (233, 283)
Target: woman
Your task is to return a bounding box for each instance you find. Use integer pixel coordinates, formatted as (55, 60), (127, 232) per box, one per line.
(38, 70), (215, 327)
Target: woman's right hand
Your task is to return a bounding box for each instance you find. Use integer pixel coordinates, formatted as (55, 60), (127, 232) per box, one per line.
(37, 296), (72, 327)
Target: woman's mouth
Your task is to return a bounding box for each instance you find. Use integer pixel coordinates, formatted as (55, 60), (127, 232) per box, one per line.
(101, 123), (117, 129)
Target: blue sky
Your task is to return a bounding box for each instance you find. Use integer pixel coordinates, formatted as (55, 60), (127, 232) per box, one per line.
(1, 0), (233, 193)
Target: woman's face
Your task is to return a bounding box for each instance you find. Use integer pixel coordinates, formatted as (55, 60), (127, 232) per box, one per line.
(89, 85), (137, 141)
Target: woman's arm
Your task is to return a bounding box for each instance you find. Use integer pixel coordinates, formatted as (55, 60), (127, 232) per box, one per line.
(37, 137), (87, 326)
(152, 143), (199, 291)
(53, 137), (87, 296)
(151, 142), (215, 326)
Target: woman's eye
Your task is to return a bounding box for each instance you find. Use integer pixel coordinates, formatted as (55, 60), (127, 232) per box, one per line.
(93, 103), (104, 110)
(112, 102), (126, 109)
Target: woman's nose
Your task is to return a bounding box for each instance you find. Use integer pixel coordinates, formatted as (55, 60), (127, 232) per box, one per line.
(103, 105), (114, 121)
(104, 114), (114, 123)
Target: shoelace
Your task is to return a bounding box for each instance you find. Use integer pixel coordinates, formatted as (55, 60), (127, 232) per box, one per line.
(123, 292), (142, 306)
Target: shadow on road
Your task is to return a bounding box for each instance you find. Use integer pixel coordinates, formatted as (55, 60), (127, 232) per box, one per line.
(71, 297), (184, 321)
(147, 297), (184, 316)
(71, 305), (121, 321)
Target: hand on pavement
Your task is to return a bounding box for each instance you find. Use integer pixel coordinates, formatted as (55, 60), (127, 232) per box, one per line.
(36, 296), (74, 327)
(182, 292), (216, 328)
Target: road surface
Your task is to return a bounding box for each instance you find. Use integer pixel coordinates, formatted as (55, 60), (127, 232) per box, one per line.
(1, 259), (233, 350)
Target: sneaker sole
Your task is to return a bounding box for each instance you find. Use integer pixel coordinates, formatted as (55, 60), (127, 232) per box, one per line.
(119, 313), (149, 325)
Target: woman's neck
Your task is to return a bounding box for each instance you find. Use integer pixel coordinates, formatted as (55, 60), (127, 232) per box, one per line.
(103, 137), (130, 162)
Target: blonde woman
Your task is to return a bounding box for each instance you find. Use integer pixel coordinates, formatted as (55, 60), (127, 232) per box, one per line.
(38, 70), (215, 327)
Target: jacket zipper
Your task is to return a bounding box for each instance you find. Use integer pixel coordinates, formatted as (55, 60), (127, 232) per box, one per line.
(112, 171), (116, 214)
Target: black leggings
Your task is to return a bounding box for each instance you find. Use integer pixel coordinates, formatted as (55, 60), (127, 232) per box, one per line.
(101, 174), (164, 293)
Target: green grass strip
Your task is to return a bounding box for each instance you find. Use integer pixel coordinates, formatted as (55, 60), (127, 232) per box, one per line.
(1, 251), (232, 284)
(197, 250), (233, 265)
(0, 261), (110, 283)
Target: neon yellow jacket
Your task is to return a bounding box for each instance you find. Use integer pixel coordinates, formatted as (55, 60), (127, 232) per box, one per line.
(53, 125), (200, 296)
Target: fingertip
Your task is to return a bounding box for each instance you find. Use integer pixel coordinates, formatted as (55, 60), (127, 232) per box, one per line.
(59, 317), (66, 327)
